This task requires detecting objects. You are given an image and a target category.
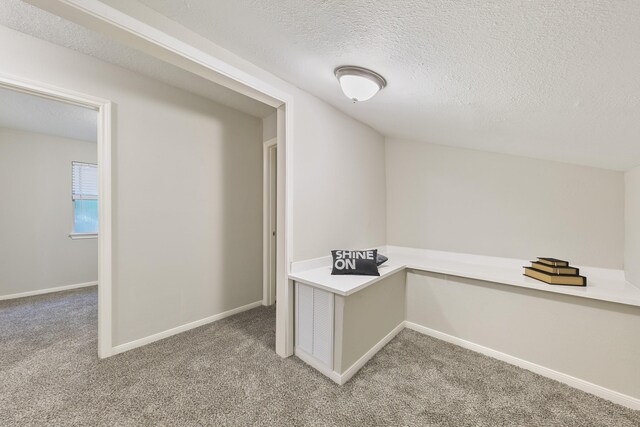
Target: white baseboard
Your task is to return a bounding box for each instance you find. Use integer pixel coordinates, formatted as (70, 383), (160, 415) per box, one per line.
(338, 321), (405, 384)
(295, 321), (404, 386)
(112, 300), (263, 355)
(295, 347), (342, 384)
(404, 321), (640, 411)
(0, 281), (98, 301)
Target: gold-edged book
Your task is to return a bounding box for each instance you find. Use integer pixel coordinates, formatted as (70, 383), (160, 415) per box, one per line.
(536, 257), (569, 267)
(523, 267), (586, 286)
(530, 261), (579, 276)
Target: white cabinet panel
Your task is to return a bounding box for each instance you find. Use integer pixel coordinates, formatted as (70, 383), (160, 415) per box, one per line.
(295, 282), (334, 368)
(296, 282), (314, 354)
(312, 288), (333, 366)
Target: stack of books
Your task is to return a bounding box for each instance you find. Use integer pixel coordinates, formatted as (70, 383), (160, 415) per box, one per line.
(523, 258), (587, 286)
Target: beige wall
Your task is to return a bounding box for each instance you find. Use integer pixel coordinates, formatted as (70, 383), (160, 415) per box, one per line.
(262, 88), (387, 263)
(625, 166), (640, 284)
(334, 271), (405, 373)
(405, 271), (640, 399)
(0, 26), (263, 345)
(386, 139), (625, 268)
(293, 94), (386, 261)
(0, 127), (97, 296)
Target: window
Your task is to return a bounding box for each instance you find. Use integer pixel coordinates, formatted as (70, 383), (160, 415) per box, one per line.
(71, 161), (98, 235)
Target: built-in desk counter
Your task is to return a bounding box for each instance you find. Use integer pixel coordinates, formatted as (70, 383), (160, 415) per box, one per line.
(289, 246), (640, 409)
(290, 246), (640, 307)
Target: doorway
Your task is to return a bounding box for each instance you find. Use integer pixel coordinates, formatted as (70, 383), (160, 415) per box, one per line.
(0, 74), (112, 358)
(263, 138), (277, 306)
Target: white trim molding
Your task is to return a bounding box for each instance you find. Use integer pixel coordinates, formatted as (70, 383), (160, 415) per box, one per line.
(338, 322), (405, 385)
(295, 321), (404, 386)
(404, 321), (640, 411)
(25, 0), (289, 107)
(0, 281), (97, 301)
(294, 316), (640, 410)
(263, 137), (277, 306)
(112, 300), (263, 355)
(97, 99), (113, 359)
(295, 348), (342, 384)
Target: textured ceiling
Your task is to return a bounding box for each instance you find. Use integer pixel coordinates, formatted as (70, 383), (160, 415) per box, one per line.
(0, 0), (274, 119)
(122, 0), (640, 170)
(0, 86), (97, 142)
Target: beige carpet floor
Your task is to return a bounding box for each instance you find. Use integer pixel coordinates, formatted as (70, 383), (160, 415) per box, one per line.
(1, 286), (638, 426)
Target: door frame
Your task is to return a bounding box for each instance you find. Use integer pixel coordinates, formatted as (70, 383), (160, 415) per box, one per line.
(26, 0), (296, 358)
(0, 72), (113, 358)
(263, 138), (278, 306)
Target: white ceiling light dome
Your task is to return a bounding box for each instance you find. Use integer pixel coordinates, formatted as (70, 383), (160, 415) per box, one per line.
(335, 66), (387, 102)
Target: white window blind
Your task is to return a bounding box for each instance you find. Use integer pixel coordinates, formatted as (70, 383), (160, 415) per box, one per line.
(72, 162), (98, 200)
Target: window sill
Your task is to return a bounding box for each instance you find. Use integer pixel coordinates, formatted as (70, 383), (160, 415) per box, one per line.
(69, 233), (98, 240)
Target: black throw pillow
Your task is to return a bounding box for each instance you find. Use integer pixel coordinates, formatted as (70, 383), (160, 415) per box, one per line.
(331, 249), (380, 276)
(376, 253), (388, 266)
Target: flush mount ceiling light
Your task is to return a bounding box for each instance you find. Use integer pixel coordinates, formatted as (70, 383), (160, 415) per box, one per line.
(335, 66), (387, 102)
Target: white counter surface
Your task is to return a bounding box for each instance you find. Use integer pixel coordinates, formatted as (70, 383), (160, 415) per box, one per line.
(288, 246), (640, 307)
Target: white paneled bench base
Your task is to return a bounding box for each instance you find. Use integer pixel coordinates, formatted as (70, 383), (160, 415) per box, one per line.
(289, 246), (640, 410)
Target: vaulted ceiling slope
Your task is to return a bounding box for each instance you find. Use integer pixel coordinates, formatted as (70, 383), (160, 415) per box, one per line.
(0, 0), (274, 119)
(109, 0), (639, 171)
